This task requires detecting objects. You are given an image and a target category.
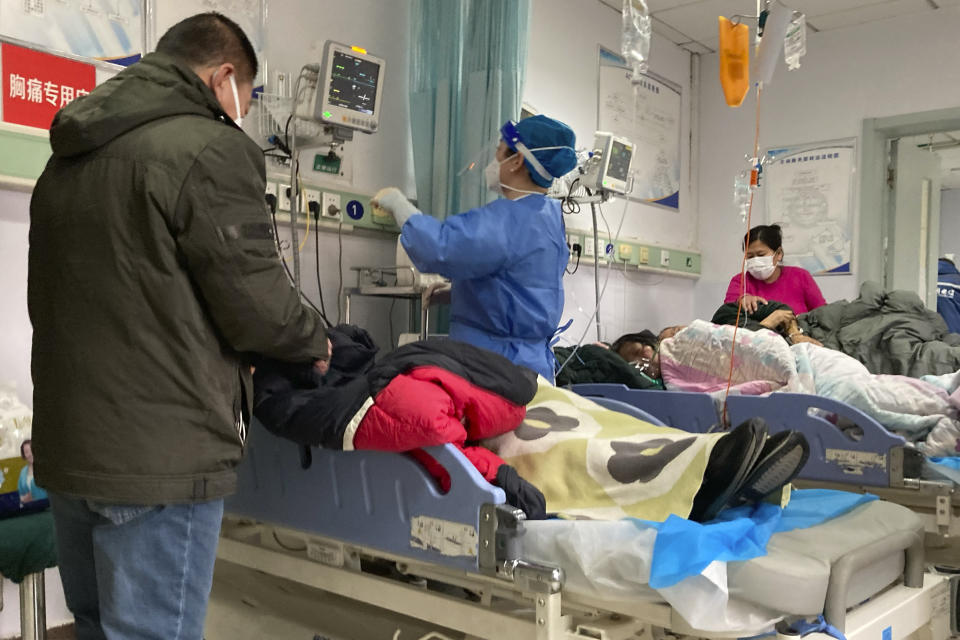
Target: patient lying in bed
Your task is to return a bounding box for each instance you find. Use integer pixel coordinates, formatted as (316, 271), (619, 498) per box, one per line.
(659, 320), (960, 457)
(252, 327), (807, 524)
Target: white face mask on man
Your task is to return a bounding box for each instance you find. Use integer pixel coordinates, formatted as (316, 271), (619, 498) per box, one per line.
(746, 255), (777, 280)
(228, 74), (243, 128)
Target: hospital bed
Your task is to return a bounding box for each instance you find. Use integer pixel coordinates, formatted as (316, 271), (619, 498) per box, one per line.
(219, 409), (956, 640)
(571, 384), (960, 555)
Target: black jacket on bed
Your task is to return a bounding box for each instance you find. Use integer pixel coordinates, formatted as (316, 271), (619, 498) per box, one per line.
(252, 334), (538, 448)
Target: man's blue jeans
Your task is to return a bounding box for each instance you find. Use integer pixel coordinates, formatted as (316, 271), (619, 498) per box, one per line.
(49, 493), (224, 640)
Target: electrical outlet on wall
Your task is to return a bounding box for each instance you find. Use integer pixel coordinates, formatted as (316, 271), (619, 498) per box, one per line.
(279, 184), (292, 212)
(660, 250), (671, 267)
(265, 181), (279, 200)
(303, 189), (321, 216)
(321, 192), (342, 220)
(583, 236), (596, 257)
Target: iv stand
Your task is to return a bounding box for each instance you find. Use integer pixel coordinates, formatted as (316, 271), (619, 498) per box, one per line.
(589, 202), (602, 342)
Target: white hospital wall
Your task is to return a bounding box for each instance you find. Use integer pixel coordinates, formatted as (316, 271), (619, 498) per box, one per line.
(527, 0), (697, 341)
(695, 7), (960, 321)
(0, 190), (32, 408)
(940, 189), (960, 259)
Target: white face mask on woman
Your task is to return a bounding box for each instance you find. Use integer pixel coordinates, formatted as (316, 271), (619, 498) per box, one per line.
(484, 158), (505, 195)
(746, 255), (777, 280)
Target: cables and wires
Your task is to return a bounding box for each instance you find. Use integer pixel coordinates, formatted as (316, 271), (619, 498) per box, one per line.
(555, 192), (630, 377)
(388, 299), (397, 348)
(721, 83), (765, 425)
(560, 177), (583, 215)
(565, 243), (582, 275)
(296, 166), (310, 253)
(267, 194), (331, 326)
(337, 221), (345, 324)
(313, 205), (332, 326)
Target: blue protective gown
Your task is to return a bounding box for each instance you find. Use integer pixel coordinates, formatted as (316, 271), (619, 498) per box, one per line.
(401, 194), (569, 380)
(938, 259), (960, 334)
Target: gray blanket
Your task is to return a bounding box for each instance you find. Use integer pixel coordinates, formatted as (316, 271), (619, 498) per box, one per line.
(799, 281), (960, 377)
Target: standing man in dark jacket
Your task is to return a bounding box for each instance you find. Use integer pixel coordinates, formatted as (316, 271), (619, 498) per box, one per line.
(28, 13), (328, 639)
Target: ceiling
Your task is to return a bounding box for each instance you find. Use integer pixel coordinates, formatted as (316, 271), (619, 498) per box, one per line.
(599, 1), (960, 189)
(598, 0), (958, 54)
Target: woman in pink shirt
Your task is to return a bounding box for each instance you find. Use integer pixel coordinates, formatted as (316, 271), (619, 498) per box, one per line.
(724, 224), (826, 315)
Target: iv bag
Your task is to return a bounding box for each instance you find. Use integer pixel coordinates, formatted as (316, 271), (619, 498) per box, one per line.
(784, 13), (807, 70)
(718, 17), (750, 107)
(755, 3), (793, 86)
(622, 0), (651, 82)
(734, 170), (751, 222)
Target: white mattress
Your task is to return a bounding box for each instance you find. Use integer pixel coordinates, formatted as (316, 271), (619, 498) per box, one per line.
(728, 500), (916, 614)
(522, 500), (922, 631)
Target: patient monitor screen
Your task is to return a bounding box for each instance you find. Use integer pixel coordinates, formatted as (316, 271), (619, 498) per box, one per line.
(606, 140), (632, 182)
(328, 51), (381, 115)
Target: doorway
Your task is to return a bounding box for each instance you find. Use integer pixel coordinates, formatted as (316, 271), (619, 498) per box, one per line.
(860, 108), (960, 307)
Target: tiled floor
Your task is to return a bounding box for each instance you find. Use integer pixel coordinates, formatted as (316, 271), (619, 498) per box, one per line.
(205, 560), (463, 640)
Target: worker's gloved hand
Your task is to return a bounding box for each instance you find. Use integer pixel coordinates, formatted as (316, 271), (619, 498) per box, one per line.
(495, 465), (546, 520)
(371, 187), (420, 227)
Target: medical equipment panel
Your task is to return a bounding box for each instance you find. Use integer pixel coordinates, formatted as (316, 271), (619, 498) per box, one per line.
(581, 132), (634, 195)
(311, 42), (386, 134)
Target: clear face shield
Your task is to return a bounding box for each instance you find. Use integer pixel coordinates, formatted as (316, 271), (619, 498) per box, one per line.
(457, 121), (575, 196)
(457, 136), (502, 192)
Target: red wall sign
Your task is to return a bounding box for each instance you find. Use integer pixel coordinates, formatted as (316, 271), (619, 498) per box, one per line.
(2, 43), (96, 130)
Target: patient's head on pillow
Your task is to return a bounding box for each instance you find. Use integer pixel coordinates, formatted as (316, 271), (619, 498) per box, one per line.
(658, 325), (686, 342)
(611, 331), (664, 378)
(611, 331), (656, 363)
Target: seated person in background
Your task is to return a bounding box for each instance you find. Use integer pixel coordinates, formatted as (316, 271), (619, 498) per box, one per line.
(725, 224), (826, 315)
(18, 440), (47, 505)
(937, 256), (960, 333)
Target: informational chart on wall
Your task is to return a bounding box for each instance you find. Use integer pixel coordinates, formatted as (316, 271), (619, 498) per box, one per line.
(597, 46), (681, 210)
(152, 0), (265, 84)
(0, 0), (142, 64)
(764, 138), (857, 275)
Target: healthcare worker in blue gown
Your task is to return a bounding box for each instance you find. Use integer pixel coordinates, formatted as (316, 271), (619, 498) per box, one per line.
(372, 116), (578, 381)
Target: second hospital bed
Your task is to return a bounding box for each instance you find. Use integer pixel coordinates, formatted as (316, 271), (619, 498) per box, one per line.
(217, 403), (956, 640)
(571, 383), (960, 553)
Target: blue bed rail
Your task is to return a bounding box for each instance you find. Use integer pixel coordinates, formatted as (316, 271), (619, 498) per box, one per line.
(570, 384), (720, 432)
(571, 384), (907, 488)
(726, 394), (906, 487)
(226, 418), (505, 573)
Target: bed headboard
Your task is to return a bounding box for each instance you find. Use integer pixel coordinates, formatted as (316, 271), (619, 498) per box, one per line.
(226, 418), (506, 573)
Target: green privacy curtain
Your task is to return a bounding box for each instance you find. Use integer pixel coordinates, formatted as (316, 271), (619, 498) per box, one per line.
(409, 0), (531, 218)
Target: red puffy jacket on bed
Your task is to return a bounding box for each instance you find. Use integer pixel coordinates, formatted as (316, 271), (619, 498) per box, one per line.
(354, 366), (524, 483)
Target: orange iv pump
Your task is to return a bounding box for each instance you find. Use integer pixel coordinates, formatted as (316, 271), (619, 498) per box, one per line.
(718, 16), (750, 107)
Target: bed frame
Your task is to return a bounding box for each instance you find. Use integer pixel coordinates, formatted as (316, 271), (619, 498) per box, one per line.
(570, 384), (960, 549)
(219, 415), (951, 640)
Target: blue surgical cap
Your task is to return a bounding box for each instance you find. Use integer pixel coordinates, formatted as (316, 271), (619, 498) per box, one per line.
(501, 115), (578, 188)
